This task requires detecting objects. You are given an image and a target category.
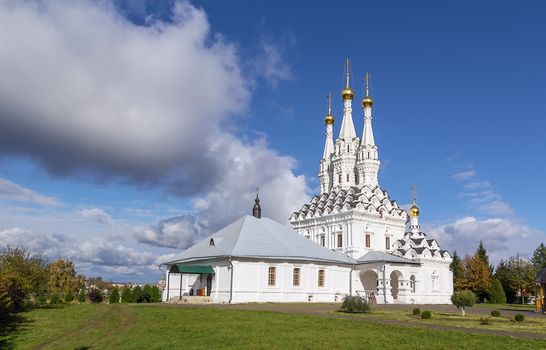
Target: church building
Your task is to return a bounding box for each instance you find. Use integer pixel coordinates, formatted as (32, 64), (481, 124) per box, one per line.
(161, 60), (453, 304)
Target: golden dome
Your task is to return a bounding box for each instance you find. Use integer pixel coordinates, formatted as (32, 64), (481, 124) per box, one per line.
(341, 88), (354, 100)
(409, 204), (420, 217)
(362, 96), (373, 108)
(324, 114), (334, 125)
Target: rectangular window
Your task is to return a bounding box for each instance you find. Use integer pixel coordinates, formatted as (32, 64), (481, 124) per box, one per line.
(268, 267), (276, 286)
(365, 234), (371, 248)
(318, 269), (325, 287)
(293, 268), (301, 286)
(337, 234), (343, 248)
(385, 236), (390, 250)
(320, 235), (325, 247)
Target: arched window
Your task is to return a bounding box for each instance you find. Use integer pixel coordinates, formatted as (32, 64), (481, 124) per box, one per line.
(347, 145), (350, 153)
(339, 174), (342, 183)
(346, 174), (350, 182)
(410, 275), (416, 293)
(209, 238), (215, 246)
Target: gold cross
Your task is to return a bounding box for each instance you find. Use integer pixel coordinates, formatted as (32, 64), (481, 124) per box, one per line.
(364, 72), (371, 97)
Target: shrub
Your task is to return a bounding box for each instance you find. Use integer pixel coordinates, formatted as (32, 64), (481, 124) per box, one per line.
(480, 317), (492, 325)
(150, 286), (162, 303)
(36, 294), (47, 306)
(340, 296), (371, 313)
(64, 290), (74, 303)
(514, 313), (525, 322)
(132, 286), (143, 303)
(451, 290), (477, 316)
(421, 310), (432, 319)
(77, 289), (86, 303)
(490, 309), (501, 317)
(142, 284), (152, 303)
(488, 278), (507, 304)
(120, 286), (133, 303)
(109, 287), (120, 304)
(49, 294), (62, 304)
(412, 307), (421, 315)
(88, 288), (103, 303)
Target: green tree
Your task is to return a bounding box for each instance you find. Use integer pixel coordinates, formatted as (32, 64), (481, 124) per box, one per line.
(77, 289), (86, 303)
(64, 290), (74, 303)
(47, 259), (84, 297)
(531, 243), (546, 270)
(496, 256), (537, 304)
(455, 255), (491, 302)
(0, 247), (49, 311)
(132, 285), (143, 303)
(451, 290), (477, 316)
(476, 241), (494, 275)
(120, 286), (133, 303)
(142, 284), (152, 303)
(488, 278), (507, 304)
(150, 286), (162, 303)
(450, 251), (463, 290)
(109, 287), (120, 304)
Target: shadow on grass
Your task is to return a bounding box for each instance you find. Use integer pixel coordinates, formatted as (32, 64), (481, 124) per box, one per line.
(0, 312), (32, 349)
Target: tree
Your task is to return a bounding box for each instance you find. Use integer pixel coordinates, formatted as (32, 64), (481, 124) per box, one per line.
(0, 247), (49, 311)
(48, 259), (84, 298)
(488, 278), (507, 304)
(86, 276), (112, 290)
(150, 286), (162, 303)
(450, 251), (463, 290)
(142, 284), (152, 303)
(64, 290), (74, 303)
(476, 241), (494, 275)
(120, 286), (133, 303)
(109, 287), (120, 304)
(455, 255), (491, 302)
(88, 288), (103, 303)
(531, 243), (546, 270)
(496, 256), (537, 304)
(77, 289), (86, 303)
(132, 285), (143, 303)
(451, 290), (477, 316)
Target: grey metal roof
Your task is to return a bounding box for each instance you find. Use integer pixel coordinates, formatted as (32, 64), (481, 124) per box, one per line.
(356, 250), (420, 265)
(162, 215), (355, 265)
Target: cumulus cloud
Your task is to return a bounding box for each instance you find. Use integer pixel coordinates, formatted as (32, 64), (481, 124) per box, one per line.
(0, 178), (60, 206)
(77, 208), (114, 225)
(134, 215), (199, 249)
(427, 216), (545, 264)
(452, 170), (476, 182)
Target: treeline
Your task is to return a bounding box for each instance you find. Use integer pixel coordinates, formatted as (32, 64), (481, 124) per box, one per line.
(451, 242), (546, 304)
(0, 247), (161, 319)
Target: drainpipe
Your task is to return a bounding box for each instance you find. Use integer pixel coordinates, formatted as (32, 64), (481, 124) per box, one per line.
(382, 262), (387, 304)
(228, 258), (234, 304)
(349, 264), (354, 296)
(166, 266), (170, 302)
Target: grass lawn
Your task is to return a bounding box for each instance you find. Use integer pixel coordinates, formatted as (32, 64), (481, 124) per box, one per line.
(338, 308), (546, 335)
(1, 303), (546, 349)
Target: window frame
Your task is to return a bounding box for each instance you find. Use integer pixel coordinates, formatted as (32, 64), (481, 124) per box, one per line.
(293, 268), (301, 287)
(268, 266), (276, 287)
(318, 269), (325, 287)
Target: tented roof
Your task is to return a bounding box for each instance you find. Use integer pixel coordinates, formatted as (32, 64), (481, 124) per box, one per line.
(162, 215), (355, 265)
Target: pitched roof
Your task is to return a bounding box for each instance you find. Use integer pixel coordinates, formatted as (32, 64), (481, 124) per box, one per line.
(356, 250), (420, 265)
(162, 215), (355, 265)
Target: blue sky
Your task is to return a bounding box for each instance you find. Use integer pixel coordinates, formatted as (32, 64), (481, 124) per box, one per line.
(0, 0), (545, 282)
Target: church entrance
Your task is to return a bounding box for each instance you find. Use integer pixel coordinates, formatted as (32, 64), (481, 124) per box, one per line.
(360, 270), (378, 304)
(390, 270), (402, 300)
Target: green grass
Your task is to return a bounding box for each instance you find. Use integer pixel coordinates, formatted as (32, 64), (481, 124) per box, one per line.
(1, 303), (546, 349)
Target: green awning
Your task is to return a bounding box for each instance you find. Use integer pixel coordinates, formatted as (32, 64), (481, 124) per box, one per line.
(170, 264), (215, 274)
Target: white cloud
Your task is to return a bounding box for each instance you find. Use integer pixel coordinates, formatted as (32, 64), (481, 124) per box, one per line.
(254, 39), (294, 87)
(452, 170), (476, 182)
(464, 181), (491, 190)
(134, 215), (199, 249)
(77, 208), (114, 225)
(0, 178), (60, 206)
(427, 216), (545, 264)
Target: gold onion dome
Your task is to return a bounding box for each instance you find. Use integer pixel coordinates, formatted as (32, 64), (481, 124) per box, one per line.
(361, 96), (373, 108)
(325, 114), (335, 125)
(409, 204), (420, 217)
(341, 87), (354, 100)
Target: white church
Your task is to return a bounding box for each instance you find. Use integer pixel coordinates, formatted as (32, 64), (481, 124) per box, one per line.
(161, 61), (453, 304)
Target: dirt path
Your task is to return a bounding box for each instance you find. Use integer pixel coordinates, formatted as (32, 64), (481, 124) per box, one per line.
(159, 302), (546, 340)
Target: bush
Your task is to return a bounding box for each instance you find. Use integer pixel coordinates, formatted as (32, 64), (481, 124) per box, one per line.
(340, 296), (371, 313)
(132, 286), (143, 303)
(451, 290), (477, 316)
(421, 310), (432, 319)
(36, 294), (47, 306)
(64, 290), (74, 303)
(514, 313), (525, 322)
(77, 289), (86, 303)
(49, 294), (62, 304)
(490, 309), (501, 317)
(412, 307), (421, 315)
(480, 317), (492, 325)
(109, 287), (120, 304)
(488, 278), (507, 304)
(88, 288), (103, 303)
(120, 286), (133, 303)
(142, 284), (152, 303)
(150, 285), (162, 303)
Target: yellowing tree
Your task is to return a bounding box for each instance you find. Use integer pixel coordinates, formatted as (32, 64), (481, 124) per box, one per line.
(455, 255), (491, 301)
(48, 259), (84, 296)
